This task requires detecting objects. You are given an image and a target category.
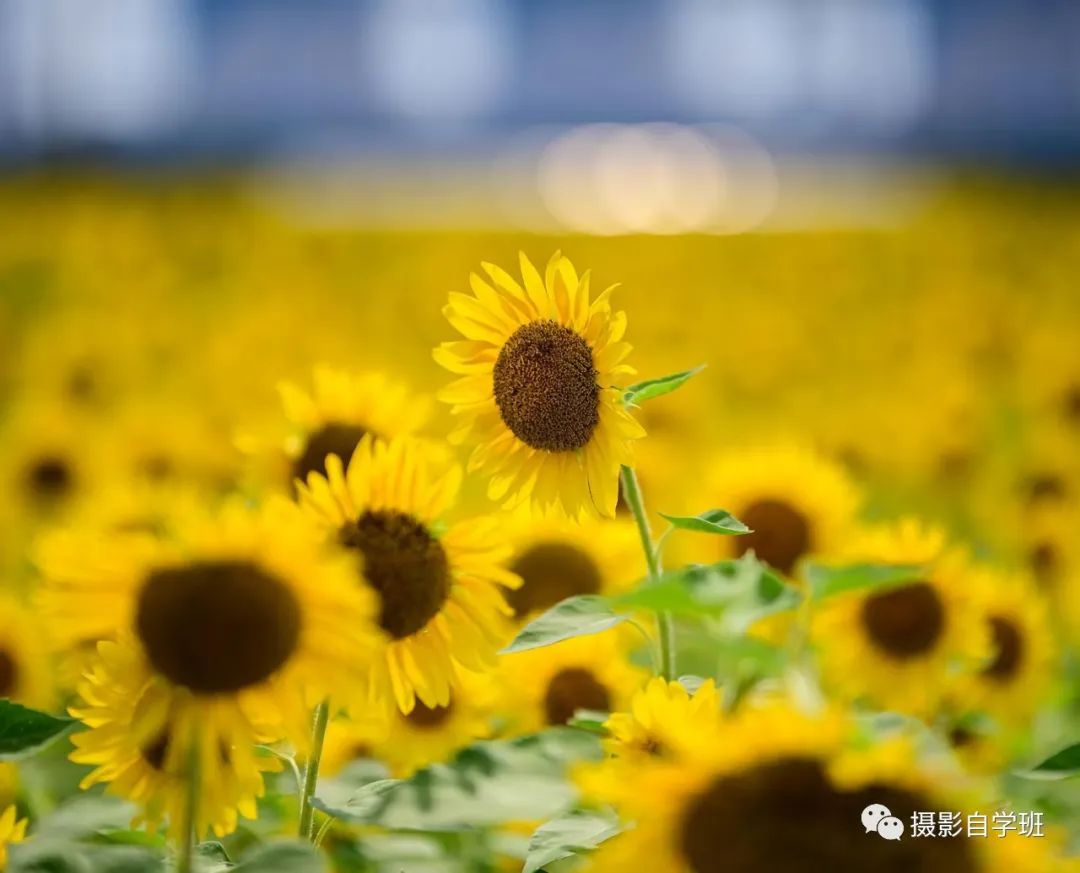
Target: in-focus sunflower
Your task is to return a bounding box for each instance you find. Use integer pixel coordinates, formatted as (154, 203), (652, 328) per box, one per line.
(0, 593), (53, 708)
(580, 700), (984, 873)
(603, 677), (721, 762)
(676, 444), (859, 576)
(296, 435), (519, 714)
(500, 510), (642, 623)
(435, 252), (645, 518)
(256, 366), (431, 492)
(811, 519), (989, 717)
(39, 499), (379, 765)
(70, 637), (281, 839)
(496, 630), (647, 734)
(322, 671), (494, 778)
(0, 804), (28, 868)
(952, 567), (1056, 726)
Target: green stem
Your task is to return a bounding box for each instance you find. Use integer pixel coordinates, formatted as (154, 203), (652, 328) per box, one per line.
(619, 465), (676, 681)
(298, 699), (330, 840)
(177, 727), (201, 873)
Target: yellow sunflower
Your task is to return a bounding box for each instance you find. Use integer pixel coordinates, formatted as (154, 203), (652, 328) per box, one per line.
(70, 636), (281, 840)
(951, 567), (1056, 726)
(0, 804), (28, 868)
(674, 444), (860, 576)
(296, 434), (519, 714)
(38, 499), (379, 756)
(240, 366), (431, 494)
(435, 252), (645, 518)
(811, 519), (990, 717)
(496, 630), (647, 734)
(580, 700), (988, 873)
(500, 509), (643, 623)
(603, 677), (722, 762)
(322, 671), (494, 778)
(0, 593), (53, 709)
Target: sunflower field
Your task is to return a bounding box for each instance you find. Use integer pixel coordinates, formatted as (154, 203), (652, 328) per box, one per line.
(0, 176), (1079, 872)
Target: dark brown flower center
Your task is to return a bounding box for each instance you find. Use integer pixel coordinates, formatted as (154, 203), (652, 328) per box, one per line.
(404, 700), (454, 730)
(1024, 473), (1067, 504)
(507, 542), (602, 617)
(543, 667), (611, 726)
(340, 510), (450, 639)
(26, 455), (74, 501)
(733, 499), (812, 575)
(983, 615), (1024, 682)
(0, 649), (18, 697)
(292, 423), (369, 486)
(492, 320), (599, 452)
(680, 757), (976, 873)
(860, 582), (945, 660)
(136, 560), (302, 694)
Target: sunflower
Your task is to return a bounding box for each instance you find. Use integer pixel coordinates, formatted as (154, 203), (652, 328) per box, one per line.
(496, 630), (647, 734)
(500, 510), (642, 623)
(603, 677), (721, 762)
(296, 434), (519, 714)
(0, 804), (28, 868)
(435, 252), (645, 518)
(674, 444), (859, 577)
(38, 499), (379, 759)
(951, 567), (1056, 726)
(580, 700), (986, 873)
(0, 593), (53, 708)
(322, 670), (494, 778)
(70, 636), (281, 839)
(240, 366), (431, 493)
(811, 519), (990, 717)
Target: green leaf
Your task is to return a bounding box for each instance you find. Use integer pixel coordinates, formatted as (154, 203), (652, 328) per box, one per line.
(615, 555), (800, 633)
(805, 562), (924, 602)
(228, 841), (328, 872)
(660, 509), (749, 536)
(502, 596), (625, 654)
(622, 365), (705, 406)
(1016, 743), (1080, 781)
(0, 700), (77, 760)
(313, 730), (601, 832)
(566, 711), (610, 736)
(523, 810), (623, 873)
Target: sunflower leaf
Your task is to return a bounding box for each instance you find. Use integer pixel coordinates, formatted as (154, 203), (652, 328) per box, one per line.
(805, 562), (924, 602)
(312, 730), (601, 832)
(523, 809), (623, 873)
(622, 365), (705, 406)
(501, 595), (625, 654)
(1016, 743), (1080, 781)
(660, 509), (750, 535)
(0, 700), (77, 760)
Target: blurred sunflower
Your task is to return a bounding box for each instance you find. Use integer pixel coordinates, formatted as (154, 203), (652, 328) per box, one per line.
(501, 510), (642, 622)
(322, 671), (494, 778)
(0, 804), (28, 868)
(296, 435), (519, 714)
(70, 637), (281, 839)
(677, 445), (859, 576)
(39, 500), (378, 756)
(952, 568), (1056, 726)
(0, 593), (53, 708)
(435, 252), (644, 518)
(812, 519), (989, 717)
(496, 631), (646, 733)
(580, 701), (983, 873)
(603, 677), (721, 762)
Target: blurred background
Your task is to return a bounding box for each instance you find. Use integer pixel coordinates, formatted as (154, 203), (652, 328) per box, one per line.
(0, 0), (1078, 599)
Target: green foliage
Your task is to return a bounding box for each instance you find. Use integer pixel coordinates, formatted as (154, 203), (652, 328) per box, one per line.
(0, 700), (77, 760)
(313, 730), (601, 832)
(805, 562), (924, 602)
(502, 596), (626, 654)
(1017, 743), (1080, 781)
(622, 365), (705, 407)
(522, 810), (622, 873)
(659, 509), (750, 536)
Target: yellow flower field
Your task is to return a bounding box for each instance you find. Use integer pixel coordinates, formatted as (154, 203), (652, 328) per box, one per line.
(0, 177), (1078, 871)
